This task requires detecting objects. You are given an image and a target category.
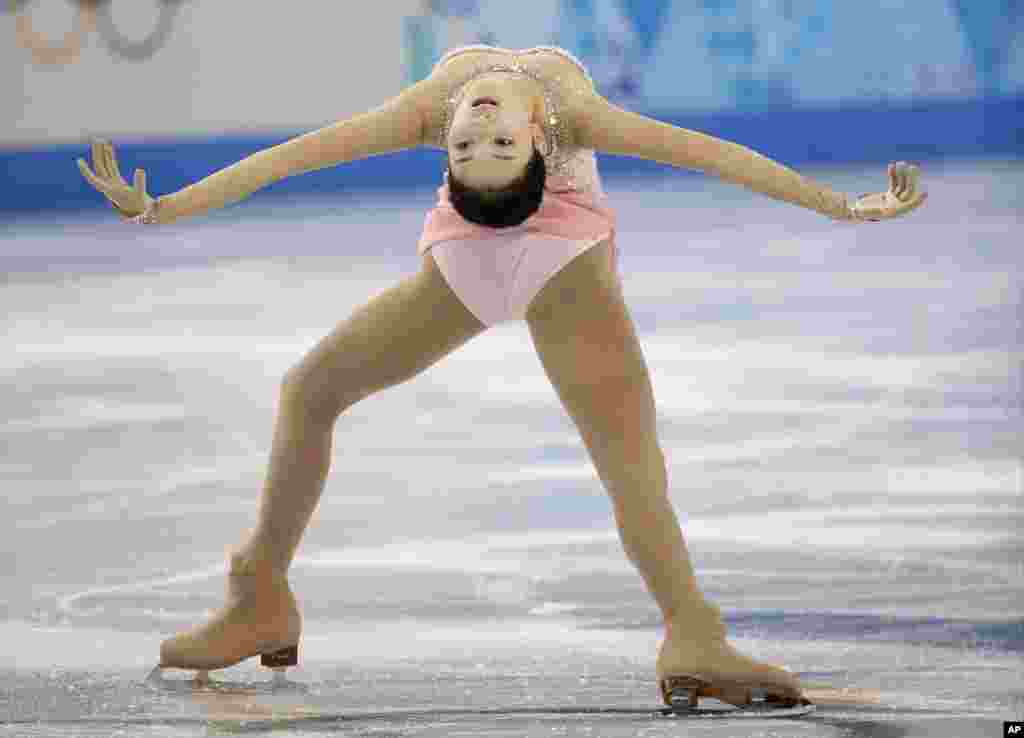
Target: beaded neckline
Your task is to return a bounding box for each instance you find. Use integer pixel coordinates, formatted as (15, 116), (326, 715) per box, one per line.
(435, 45), (593, 82)
(436, 47), (594, 178)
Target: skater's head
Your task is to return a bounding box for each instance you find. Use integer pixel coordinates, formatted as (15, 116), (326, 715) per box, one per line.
(447, 146), (546, 228)
(445, 73), (548, 228)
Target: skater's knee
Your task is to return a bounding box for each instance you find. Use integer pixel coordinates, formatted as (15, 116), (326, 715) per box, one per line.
(280, 365), (358, 425)
(583, 409), (664, 470)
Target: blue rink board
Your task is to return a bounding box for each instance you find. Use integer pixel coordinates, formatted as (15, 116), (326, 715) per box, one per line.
(1, 95), (1021, 216)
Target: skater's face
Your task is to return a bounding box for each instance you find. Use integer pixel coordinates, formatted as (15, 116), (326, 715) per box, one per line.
(447, 73), (546, 190)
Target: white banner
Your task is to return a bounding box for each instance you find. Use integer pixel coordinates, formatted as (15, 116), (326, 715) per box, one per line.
(3, 2), (418, 145)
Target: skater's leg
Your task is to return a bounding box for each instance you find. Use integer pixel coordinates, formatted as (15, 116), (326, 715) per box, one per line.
(236, 251), (486, 574)
(526, 238), (803, 705)
(160, 252), (487, 671)
(525, 239), (704, 618)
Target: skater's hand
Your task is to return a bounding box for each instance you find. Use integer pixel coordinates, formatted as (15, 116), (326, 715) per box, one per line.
(77, 139), (155, 218)
(849, 162), (927, 222)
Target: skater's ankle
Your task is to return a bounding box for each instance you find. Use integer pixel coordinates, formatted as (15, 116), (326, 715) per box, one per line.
(229, 547), (288, 579)
(664, 598), (725, 636)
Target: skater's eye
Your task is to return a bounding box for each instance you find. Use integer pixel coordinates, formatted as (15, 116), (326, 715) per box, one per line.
(453, 138), (519, 164)
(455, 138), (514, 150)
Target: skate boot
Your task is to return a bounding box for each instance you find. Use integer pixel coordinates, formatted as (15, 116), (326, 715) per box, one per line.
(657, 600), (811, 712)
(158, 551), (302, 680)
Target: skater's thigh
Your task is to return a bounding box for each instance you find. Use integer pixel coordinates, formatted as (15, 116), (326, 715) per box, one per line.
(284, 251), (487, 419)
(527, 238), (658, 451)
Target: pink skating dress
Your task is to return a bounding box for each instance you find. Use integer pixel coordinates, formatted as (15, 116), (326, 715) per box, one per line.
(416, 45), (618, 327)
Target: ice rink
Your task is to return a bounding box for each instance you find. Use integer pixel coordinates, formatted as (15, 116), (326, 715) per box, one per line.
(1, 159), (1021, 736)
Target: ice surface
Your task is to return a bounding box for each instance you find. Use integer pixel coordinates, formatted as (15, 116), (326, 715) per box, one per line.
(1, 160), (1021, 736)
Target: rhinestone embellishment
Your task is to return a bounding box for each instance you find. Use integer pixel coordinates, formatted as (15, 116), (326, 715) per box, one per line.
(437, 48), (593, 178)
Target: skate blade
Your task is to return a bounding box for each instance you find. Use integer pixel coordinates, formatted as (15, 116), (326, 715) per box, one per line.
(147, 644), (300, 690)
(147, 665), (220, 688)
(660, 675), (815, 717)
(146, 668), (307, 695)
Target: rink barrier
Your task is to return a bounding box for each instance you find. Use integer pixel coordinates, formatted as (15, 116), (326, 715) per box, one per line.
(1, 95), (1021, 216)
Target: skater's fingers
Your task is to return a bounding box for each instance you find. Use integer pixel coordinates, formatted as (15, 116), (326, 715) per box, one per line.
(76, 157), (95, 182)
(896, 162), (911, 199)
(105, 145), (124, 187)
(902, 163), (920, 201)
(78, 158), (114, 196)
(894, 162), (907, 199)
(106, 142), (127, 185)
(891, 161), (920, 201)
(894, 188), (927, 216)
(90, 139), (109, 181)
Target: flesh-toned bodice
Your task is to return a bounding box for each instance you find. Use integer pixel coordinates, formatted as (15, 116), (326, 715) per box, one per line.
(427, 45), (601, 191)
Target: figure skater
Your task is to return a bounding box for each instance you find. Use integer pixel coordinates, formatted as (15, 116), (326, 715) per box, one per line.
(77, 44), (926, 709)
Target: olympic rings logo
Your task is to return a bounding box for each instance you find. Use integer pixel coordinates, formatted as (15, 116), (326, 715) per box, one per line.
(9, 0), (188, 66)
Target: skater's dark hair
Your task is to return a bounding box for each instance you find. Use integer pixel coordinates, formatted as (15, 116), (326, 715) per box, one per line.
(447, 147), (546, 228)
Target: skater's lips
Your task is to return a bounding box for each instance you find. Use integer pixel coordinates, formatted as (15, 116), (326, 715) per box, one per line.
(472, 97), (499, 108)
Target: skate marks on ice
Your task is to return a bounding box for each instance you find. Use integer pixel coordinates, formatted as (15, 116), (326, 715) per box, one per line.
(1, 667), (1004, 737)
(141, 665), (973, 726)
(140, 667), (936, 728)
(145, 665), (814, 721)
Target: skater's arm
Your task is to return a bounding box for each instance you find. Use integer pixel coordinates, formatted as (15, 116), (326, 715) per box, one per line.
(81, 81), (431, 224)
(147, 80), (432, 224)
(576, 95), (856, 221)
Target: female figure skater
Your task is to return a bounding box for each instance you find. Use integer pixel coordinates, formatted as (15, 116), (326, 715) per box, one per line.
(77, 45), (926, 709)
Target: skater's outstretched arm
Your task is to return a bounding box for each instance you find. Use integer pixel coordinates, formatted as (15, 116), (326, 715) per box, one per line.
(575, 96), (926, 222)
(78, 79), (436, 224)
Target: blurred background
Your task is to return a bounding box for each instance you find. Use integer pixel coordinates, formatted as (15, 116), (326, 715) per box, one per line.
(2, 0), (1022, 214)
(1, 3), (1022, 736)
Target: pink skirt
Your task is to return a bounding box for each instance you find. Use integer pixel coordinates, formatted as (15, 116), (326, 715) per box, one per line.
(417, 163), (618, 327)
